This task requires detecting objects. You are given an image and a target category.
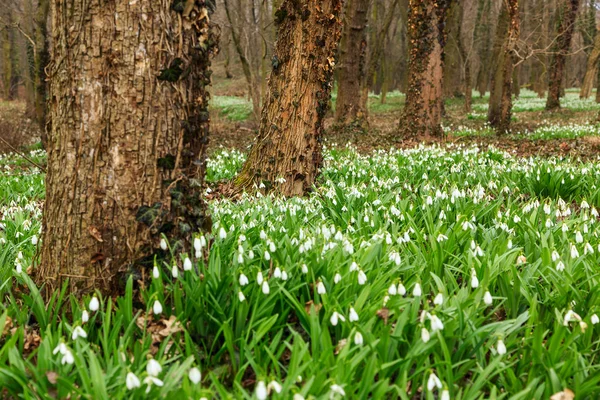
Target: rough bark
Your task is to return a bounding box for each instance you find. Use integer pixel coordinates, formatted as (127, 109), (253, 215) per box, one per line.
(233, 0), (344, 197)
(580, 27), (600, 98)
(38, 0), (218, 296)
(546, 0), (581, 110)
(488, 0), (520, 134)
(399, 0), (452, 139)
(34, 0), (50, 148)
(335, 0), (370, 128)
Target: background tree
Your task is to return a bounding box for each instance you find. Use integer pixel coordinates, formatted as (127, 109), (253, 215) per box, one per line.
(488, 0), (520, 133)
(38, 0), (217, 296)
(234, 0), (344, 197)
(335, 0), (370, 128)
(546, 0), (582, 110)
(580, 22), (600, 98)
(400, 0), (453, 139)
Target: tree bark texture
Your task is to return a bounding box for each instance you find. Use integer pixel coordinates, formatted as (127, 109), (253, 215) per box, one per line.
(335, 0), (370, 128)
(39, 0), (217, 296)
(400, 0), (452, 139)
(488, 0), (519, 134)
(546, 0), (581, 110)
(233, 0), (344, 197)
(580, 27), (600, 99)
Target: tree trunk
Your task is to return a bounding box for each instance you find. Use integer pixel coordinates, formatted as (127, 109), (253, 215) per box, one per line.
(475, 0), (493, 97)
(38, 0), (217, 296)
(1, 11), (18, 100)
(399, 0), (452, 139)
(580, 27), (600, 98)
(34, 0), (50, 148)
(488, 0), (519, 134)
(335, 0), (370, 128)
(546, 0), (581, 110)
(233, 0), (343, 197)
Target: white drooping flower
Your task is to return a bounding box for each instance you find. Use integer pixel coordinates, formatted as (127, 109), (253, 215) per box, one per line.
(397, 283), (406, 296)
(470, 270), (479, 289)
(433, 293), (443, 306)
(160, 238), (168, 250)
(268, 380), (282, 394)
(349, 307), (359, 322)
(143, 376), (164, 393)
(153, 300), (163, 315)
(334, 273), (342, 284)
(357, 270), (367, 285)
(255, 381), (268, 400)
(427, 372), (443, 391)
(193, 237), (202, 252)
(152, 266), (160, 279)
(437, 234), (448, 243)
(171, 265), (178, 278)
(188, 367), (201, 384)
(89, 296), (100, 312)
(496, 339), (507, 356)
(317, 281), (326, 294)
(146, 359), (162, 377)
(551, 250), (560, 262)
(301, 264), (308, 274)
(354, 331), (364, 345)
(570, 244), (579, 259)
(218, 227), (227, 240)
(429, 314), (444, 332)
(330, 384), (346, 397)
(413, 283), (422, 297)
(556, 261), (565, 272)
(257, 271), (264, 285)
(238, 291), (246, 302)
(82, 310), (89, 323)
(239, 273), (249, 286)
(126, 372), (141, 390)
(441, 389), (450, 400)
(421, 327), (430, 343)
(330, 311), (345, 326)
(31, 235), (38, 245)
(71, 326), (87, 340)
(273, 267), (282, 279)
(262, 280), (270, 295)
(563, 309), (582, 326)
(483, 291), (493, 306)
(183, 257), (192, 271)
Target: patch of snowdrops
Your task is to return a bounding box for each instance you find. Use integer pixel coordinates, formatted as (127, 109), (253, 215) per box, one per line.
(2, 143), (600, 398)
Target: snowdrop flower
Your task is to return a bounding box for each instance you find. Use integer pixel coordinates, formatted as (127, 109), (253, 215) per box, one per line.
(186, 367), (201, 384)
(570, 244), (579, 259)
(15, 263), (22, 274)
(349, 307), (359, 322)
(436, 233), (448, 243)
(397, 283), (406, 296)
(584, 242), (594, 255)
(268, 380), (282, 394)
(183, 257), (192, 271)
(239, 273), (249, 286)
(171, 265), (178, 278)
(483, 291), (493, 306)
(262, 280), (270, 295)
(274, 267), (282, 279)
(429, 314), (444, 332)
(421, 327), (430, 343)
(470, 270), (479, 289)
(556, 261), (565, 272)
(152, 266), (160, 279)
(513, 215), (521, 223)
(349, 261), (359, 272)
(330, 311), (345, 326)
(334, 273), (342, 284)
(496, 339), (507, 356)
(563, 309), (582, 326)
(147, 359), (162, 376)
(354, 331), (364, 345)
(317, 281), (326, 294)
(160, 238), (167, 250)
(71, 326), (87, 340)
(143, 376), (164, 393)
(301, 264), (308, 274)
(53, 342), (67, 356)
(357, 270), (367, 285)
(441, 389), (450, 400)
(89, 296), (99, 312)
(516, 255), (527, 265)
(193, 237), (202, 252)
(576, 231), (584, 243)
(255, 381), (268, 400)
(388, 283), (398, 295)
(31, 235), (38, 245)
(330, 384), (346, 397)
(551, 250), (560, 262)
(218, 227), (227, 240)
(257, 271), (264, 285)
(427, 372), (443, 391)
(413, 283), (422, 297)
(281, 270), (288, 281)
(433, 293), (443, 306)
(238, 291), (246, 302)
(264, 251), (271, 260)
(82, 310), (89, 323)
(126, 372), (141, 390)
(61, 349), (74, 365)
(591, 314), (599, 325)
(153, 300), (163, 315)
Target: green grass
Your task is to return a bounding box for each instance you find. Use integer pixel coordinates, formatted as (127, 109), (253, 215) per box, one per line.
(3, 144), (600, 398)
(211, 96), (254, 122)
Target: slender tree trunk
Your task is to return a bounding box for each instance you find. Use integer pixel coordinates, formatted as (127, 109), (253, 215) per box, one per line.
(546, 0), (581, 110)
(580, 28), (600, 98)
(488, 0), (519, 134)
(400, 0), (453, 139)
(34, 0), (50, 148)
(38, 0), (217, 296)
(233, 0), (344, 197)
(596, 64), (600, 102)
(335, 0), (370, 128)
(475, 0), (492, 97)
(1, 11), (18, 100)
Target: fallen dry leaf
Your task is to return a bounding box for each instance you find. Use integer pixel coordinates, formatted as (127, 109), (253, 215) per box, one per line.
(46, 371), (58, 385)
(377, 308), (390, 325)
(304, 300), (322, 315)
(551, 388), (575, 400)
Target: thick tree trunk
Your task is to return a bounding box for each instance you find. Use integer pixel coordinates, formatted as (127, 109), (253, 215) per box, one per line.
(580, 28), (600, 98)
(546, 0), (581, 110)
(233, 0), (343, 197)
(34, 0), (50, 148)
(488, 0), (519, 134)
(399, 0), (452, 139)
(38, 0), (217, 296)
(335, 0), (370, 128)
